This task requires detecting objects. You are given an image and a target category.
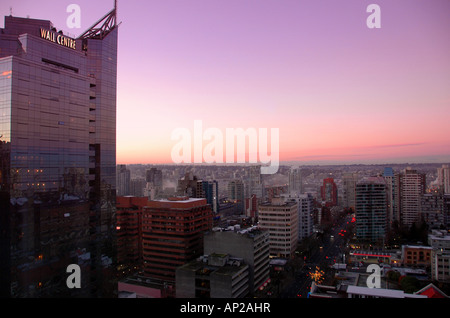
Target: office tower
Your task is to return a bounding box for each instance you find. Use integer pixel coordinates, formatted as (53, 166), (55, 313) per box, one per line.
(116, 164), (130, 196)
(203, 227), (270, 294)
(145, 167), (163, 188)
(395, 168), (426, 227)
(342, 173), (358, 210)
(130, 177), (146, 196)
(281, 193), (314, 240)
(383, 167), (396, 229)
(288, 166), (303, 194)
(228, 179), (245, 213)
(0, 6), (117, 297)
(320, 178), (338, 207)
(144, 167), (163, 199)
(258, 199), (298, 258)
(141, 197), (212, 282)
(355, 177), (387, 243)
(202, 180), (219, 213)
(247, 165), (263, 198)
(437, 164), (450, 194)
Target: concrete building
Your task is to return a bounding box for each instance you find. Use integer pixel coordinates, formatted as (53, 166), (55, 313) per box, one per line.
(437, 164), (450, 194)
(288, 166), (303, 194)
(203, 226), (270, 294)
(117, 164), (131, 196)
(176, 253), (249, 298)
(342, 173), (358, 210)
(280, 192), (314, 240)
(258, 199), (298, 258)
(428, 230), (450, 282)
(355, 177), (387, 243)
(228, 179), (245, 214)
(395, 168), (426, 227)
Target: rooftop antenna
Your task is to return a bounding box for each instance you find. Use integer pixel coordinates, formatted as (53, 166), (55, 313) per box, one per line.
(9, 7), (12, 16)
(77, 0), (117, 40)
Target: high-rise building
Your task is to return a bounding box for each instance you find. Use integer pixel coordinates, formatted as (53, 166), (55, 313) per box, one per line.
(342, 173), (358, 210)
(320, 178), (338, 207)
(202, 180), (219, 213)
(355, 177), (387, 243)
(117, 164), (130, 196)
(0, 6), (118, 297)
(437, 164), (450, 194)
(420, 193), (450, 229)
(141, 197), (213, 282)
(288, 166), (303, 194)
(383, 167), (397, 229)
(258, 199), (298, 258)
(228, 179), (245, 213)
(281, 193), (314, 240)
(395, 168), (426, 227)
(246, 165), (263, 198)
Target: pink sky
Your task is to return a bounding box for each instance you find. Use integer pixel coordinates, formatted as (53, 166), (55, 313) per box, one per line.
(2, 0), (450, 165)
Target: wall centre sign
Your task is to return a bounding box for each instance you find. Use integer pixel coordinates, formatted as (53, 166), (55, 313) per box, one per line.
(40, 28), (76, 50)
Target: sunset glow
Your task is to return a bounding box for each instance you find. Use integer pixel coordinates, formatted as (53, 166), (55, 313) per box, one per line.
(3, 0), (449, 165)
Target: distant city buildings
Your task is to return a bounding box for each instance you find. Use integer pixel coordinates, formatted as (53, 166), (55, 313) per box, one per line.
(288, 166), (303, 194)
(228, 179), (245, 214)
(437, 164), (450, 194)
(342, 173), (358, 210)
(117, 164), (131, 196)
(321, 178), (338, 207)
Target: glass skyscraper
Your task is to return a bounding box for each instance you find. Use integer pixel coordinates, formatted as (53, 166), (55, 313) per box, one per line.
(0, 6), (118, 297)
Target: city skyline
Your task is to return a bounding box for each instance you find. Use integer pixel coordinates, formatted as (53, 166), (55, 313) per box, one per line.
(1, 0), (450, 166)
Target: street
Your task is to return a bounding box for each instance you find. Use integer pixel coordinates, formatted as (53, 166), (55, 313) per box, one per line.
(280, 214), (353, 298)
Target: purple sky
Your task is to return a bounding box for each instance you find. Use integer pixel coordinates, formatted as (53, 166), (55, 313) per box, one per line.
(2, 0), (450, 165)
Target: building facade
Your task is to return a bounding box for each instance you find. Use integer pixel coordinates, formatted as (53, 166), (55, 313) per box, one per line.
(355, 177), (387, 243)
(258, 199), (298, 258)
(176, 253), (249, 298)
(203, 226), (270, 294)
(141, 197), (213, 282)
(281, 192), (314, 240)
(342, 173), (358, 210)
(395, 168), (426, 227)
(320, 178), (338, 207)
(0, 7), (118, 297)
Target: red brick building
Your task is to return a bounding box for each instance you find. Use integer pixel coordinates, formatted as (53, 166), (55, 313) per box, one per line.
(321, 178), (338, 207)
(116, 196), (150, 275)
(142, 197), (213, 282)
